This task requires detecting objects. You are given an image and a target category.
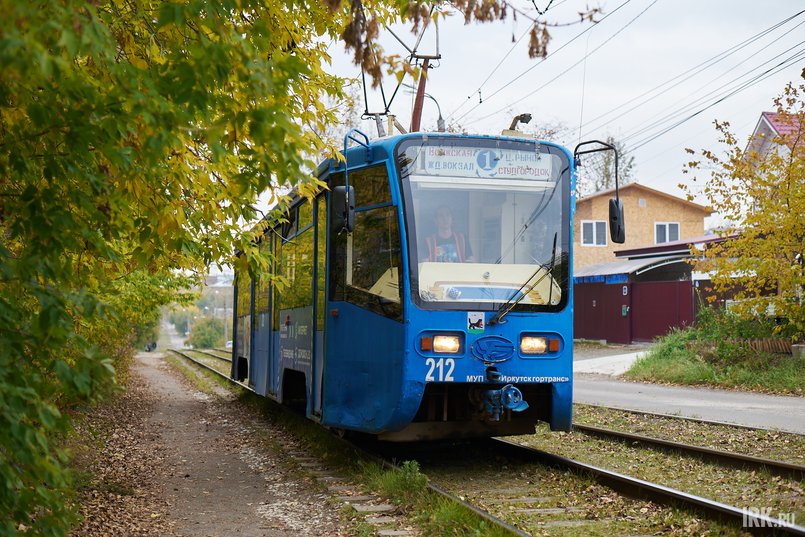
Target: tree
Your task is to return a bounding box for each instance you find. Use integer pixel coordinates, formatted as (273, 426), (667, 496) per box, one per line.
(187, 317), (225, 349)
(1, 0), (597, 532)
(682, 82), (804, 342)
(0, 1), (362, 532)
(576, 135), (636, 196)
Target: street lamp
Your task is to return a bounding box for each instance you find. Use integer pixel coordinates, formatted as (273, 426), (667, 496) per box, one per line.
(403, 83), (445, 132)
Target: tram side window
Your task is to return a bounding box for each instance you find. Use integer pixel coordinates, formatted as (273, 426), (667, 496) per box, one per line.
(281, 226), (314, 310)
(281, 207), (297, 239)
(316, 195), (326, 331)
(235, 268), (252, 359)
(272, 233), (281, 330)
(328, 165), (403, 321)
(255, 242), (270, 320)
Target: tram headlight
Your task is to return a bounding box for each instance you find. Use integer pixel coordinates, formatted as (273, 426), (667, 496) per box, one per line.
(520, 336), (548, 354)
(433, 335), (461, 354)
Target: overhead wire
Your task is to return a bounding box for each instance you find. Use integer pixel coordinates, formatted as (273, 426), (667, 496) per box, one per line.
(583, 44), (803, 186)
(459, 0), (652, 126)
(616, 36), (805, 144)
(451, 0), (634, 125)
(570, 10), (805, 140)
(621, 41), (805, 148)
(445, 0), (569, 122)
(569, 9), (805, 189)
(627, 47), (805, 151)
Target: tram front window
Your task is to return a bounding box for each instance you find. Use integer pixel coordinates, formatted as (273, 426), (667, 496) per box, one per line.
(397, 138), (571, 311)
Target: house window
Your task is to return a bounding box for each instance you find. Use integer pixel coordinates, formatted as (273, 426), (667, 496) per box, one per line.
(581, 220), (607, 246)
(655, 222), (679, 244)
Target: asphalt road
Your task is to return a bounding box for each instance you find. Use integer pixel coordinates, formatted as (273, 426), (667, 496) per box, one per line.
(574, 377), (805, 434)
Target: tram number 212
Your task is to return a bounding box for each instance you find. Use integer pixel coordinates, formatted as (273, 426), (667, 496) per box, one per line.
(425, 358), (455, 382)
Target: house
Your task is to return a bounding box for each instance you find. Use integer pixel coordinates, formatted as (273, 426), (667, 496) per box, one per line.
(747, 111), (801, 158)
(574, 183), (712, 270)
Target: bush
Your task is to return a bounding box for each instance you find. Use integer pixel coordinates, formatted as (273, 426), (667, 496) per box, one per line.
(626, 306), (804, 393)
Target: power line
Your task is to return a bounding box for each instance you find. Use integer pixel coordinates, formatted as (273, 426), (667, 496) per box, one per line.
(461, 0), (656, 126)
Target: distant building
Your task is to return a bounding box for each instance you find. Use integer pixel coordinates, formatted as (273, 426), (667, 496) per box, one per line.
(205, 272), (234, 288)
(574, 183), (712, 270)
(203, 272), (234, 324)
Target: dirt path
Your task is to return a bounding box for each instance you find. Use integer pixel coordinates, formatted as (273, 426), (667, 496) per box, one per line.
(74, 352), (350, 536)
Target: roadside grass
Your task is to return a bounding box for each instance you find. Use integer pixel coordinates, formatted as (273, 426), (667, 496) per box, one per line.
(625, 331), (805, 394)
(167, 355), (515, 536)
(624, 309), (804, 394)
(574, 338), (608, 348)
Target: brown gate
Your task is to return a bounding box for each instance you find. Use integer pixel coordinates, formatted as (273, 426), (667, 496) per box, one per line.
(574, 282), (632, 344)
(631, 281), (693, 341)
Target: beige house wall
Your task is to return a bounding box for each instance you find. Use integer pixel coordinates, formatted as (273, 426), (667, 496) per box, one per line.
(573, 186), (708, 269)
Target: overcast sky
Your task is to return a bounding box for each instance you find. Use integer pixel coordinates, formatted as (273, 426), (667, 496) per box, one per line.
(328, 0), (804, 205)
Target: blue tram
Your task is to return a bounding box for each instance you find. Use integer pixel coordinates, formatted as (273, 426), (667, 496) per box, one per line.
(231, 131), (623, 441)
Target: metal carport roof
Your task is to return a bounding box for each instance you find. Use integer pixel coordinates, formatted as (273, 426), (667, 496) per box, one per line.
(574, 255), (687, 284)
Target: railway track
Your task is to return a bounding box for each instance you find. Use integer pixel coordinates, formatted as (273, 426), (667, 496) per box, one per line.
(167, 348), (526, 535)
(192, 348), (232, 364)
(168, 348), (239, 384)
(573, 423), (805, 480)
(169, 348), (804, 536)
(581, 402), (780, 433)
(489, 438), (804, 535)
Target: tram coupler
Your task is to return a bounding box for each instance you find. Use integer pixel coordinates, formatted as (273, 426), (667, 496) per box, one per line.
(482, 384), (529, 422)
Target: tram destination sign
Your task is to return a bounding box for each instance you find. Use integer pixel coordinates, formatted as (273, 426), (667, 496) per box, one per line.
(405, 145), (557, 182)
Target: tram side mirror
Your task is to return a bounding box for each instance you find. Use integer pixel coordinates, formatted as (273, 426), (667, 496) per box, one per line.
(333, 185), (355, 233)
(609, 198), (625, 244)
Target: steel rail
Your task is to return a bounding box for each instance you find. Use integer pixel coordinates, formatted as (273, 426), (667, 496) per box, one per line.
(574, 423), (805, 480)
(168, 348), (528, 537)
(167, 349), (249, 390)
(424, 482), (530, 537)
(191, 348), (232, 364)
(492, 438), (805, 536)
(350, 440), (530, 537)
(580, 403), (800, 434)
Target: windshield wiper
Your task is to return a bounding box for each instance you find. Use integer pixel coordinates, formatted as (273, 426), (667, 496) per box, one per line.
(489, 233), (557, 325)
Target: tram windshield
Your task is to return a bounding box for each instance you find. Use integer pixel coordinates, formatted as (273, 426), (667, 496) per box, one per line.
(397, 137), (571, 312)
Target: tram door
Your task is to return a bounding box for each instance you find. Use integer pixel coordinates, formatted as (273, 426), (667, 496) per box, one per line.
(276, 204), (316, 410)
(233, 271), (252, 383)
(321, 165), (406, 430)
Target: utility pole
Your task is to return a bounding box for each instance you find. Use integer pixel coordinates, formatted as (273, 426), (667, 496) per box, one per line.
(381, 11), (440, 134)
(410, 59), (430, 132)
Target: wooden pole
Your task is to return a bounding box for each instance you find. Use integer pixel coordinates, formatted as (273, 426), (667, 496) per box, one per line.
(410, 59), (429, 132)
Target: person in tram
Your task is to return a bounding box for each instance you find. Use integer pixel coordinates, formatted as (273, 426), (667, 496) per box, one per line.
(425, 205), (475, 263)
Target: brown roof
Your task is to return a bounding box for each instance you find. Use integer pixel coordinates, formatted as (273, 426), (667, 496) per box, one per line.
(578, 182), (712, 215)
(760, 111), (804, 150)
